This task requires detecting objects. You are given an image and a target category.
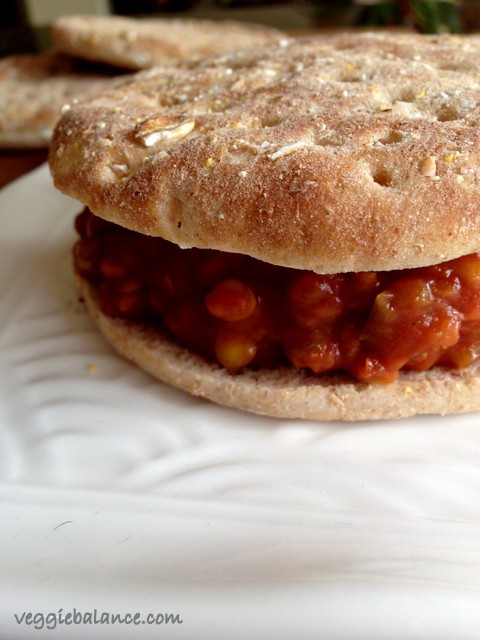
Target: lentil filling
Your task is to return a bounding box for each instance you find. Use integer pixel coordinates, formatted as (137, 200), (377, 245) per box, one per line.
(74, 208), (480, 383)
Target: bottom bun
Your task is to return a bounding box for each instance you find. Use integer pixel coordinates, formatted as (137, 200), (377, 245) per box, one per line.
(80, 279), (480, 421)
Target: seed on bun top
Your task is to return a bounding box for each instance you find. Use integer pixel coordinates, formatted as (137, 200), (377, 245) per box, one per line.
(50, 32), (480, 274)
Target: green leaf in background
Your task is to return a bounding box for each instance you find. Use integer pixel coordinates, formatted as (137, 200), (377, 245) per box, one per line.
(310, 0), (465, 33)
(411, 1), (463, 33)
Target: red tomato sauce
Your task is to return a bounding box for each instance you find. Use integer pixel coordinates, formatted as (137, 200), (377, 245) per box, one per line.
(73, 208), (480, 383)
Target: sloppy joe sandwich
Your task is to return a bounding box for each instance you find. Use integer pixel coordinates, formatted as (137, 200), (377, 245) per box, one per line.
(52, 14), (285, 70)
(49, 32), (480, 420)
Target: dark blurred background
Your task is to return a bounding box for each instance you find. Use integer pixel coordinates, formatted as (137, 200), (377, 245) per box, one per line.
(1, 0), (480, 57)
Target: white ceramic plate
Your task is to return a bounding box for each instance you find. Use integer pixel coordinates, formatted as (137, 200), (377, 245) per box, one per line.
(2, 165), (480, 639)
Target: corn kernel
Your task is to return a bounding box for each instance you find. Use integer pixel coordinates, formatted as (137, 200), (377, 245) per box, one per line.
(214, 334), (257, 369)
(442, 152), (459, 163)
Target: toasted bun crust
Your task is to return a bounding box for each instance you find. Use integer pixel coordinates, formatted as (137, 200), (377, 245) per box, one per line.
(51, 32), (480, 273)
(0, 52), (121, 149)
(80, 278), (480, 421)
(52, 15), (285, 71)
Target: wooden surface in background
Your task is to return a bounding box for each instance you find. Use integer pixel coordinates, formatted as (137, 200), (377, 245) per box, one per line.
(0, 150), (48, 189)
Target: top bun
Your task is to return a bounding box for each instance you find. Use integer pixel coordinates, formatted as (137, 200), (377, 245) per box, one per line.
(52, 14), (286, 70)
(50, 32), (480, 273)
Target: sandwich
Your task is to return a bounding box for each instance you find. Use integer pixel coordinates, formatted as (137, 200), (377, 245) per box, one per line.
(49, 32), (480, 421)
(0, 51), (120, 149)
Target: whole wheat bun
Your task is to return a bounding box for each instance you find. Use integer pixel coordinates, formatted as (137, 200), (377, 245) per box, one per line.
(50, 32), (480, 273)
(52, 14), (285, 71)
(80, 278), (480, 421)
(0, 51), (122, 149)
